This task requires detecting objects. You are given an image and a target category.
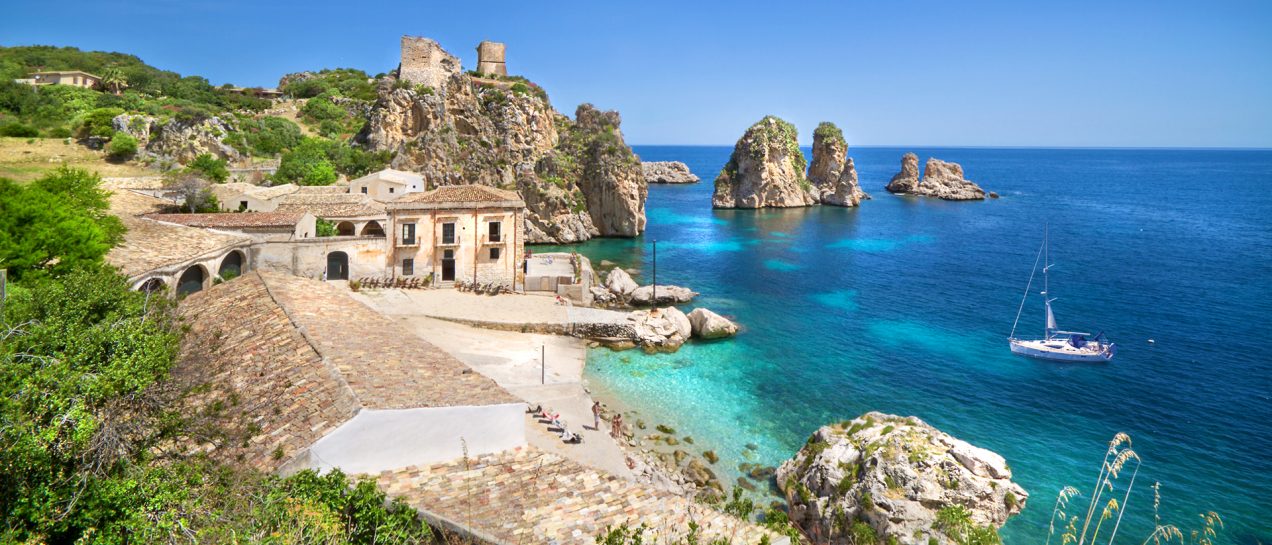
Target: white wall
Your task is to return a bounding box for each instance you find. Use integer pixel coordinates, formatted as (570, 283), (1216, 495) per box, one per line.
(298, 403), (526, 474)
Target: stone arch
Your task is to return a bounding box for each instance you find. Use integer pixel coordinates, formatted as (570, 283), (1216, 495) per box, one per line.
(361, 220), (386, 237)
(137, 277), (166, 294)
(336, 221), (356, 236)
(176, 265), (207, 297)
(326, 251), (349, 281)
(218, 250), (246, 279)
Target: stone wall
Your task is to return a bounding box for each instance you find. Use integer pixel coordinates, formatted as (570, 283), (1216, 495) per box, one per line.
(475, 41), (507, 76)
(399, 36), (462, 89)
(254, 237), (390, 280)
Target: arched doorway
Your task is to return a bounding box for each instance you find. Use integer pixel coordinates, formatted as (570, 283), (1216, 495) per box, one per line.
(326, 251), (349, 280)
(336, 221), (355, 236)
(176, 266), (206, 297)
(218, 250), (245, 279)
(138, 278), (166, 294)
(361, 220), (385, 237)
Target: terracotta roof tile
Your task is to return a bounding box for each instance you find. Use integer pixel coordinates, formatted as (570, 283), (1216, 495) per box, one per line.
(275, 193), (386, 218)
(106, 191), (250, 278)
(394, 184), (524, 207)
(142, 212), (306, 229)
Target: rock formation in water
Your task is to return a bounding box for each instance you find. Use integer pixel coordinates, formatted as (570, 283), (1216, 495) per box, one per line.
(687, 308), (739, 339)
(642, 161), (700, 184)
(626, 307), (692, 353)
(712, 116), (817, 208)
(112, 113), (243, 164)
(886, 153), (986, 201)
(808, 122), (869, 207)
(358, 37), (646, 243)
(630, 285), (698, 306)
(776, 412), (1027, 544)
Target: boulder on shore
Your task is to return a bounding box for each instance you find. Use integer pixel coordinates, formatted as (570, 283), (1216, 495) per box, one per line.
(605, 268), (639, 296)
(687, 308), (739, 339)
(776, 412), (1028, 545)
(713, 116), (817, 209)
(626, 307), (691, 352)
(642, 161), (700, 184)
(630, 285), (698, 306)
(886, 153), (986, 201)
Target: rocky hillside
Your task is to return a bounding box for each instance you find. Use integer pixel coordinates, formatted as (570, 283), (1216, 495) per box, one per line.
(713, 116), (816, 208)
(776, 412), (1027, 545)
(358, 40), (645, 243)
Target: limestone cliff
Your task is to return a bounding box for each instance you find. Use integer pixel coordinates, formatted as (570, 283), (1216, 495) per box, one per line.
(112, 113), (243, 165)
(808, 122), (868, 207)
(886, 154), (986, 201)
(713, 116), (817, 209)
(358, 39), (645, 243)
(776, 412), (1027, 545)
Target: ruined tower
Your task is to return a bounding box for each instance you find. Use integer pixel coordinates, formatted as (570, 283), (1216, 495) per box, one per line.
(398, 36), (460, 89)
(475, 41), (507, 77)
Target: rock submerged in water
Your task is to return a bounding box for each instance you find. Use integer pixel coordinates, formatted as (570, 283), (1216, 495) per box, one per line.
(687, 308), (739, 339)
(713, 116), (818, 209)
(642, 161), (700, 184)
(886, 153), (987, 201)
(776, 412), (1027, 545)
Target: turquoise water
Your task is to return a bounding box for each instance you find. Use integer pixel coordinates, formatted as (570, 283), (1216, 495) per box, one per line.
(540, 146), (1272, 544)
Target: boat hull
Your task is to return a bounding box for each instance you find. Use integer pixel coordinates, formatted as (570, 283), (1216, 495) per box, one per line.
(1009, 339), (1115, 363)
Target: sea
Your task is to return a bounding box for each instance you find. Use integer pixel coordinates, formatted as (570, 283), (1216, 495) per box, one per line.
(538, 145), (1272, 544)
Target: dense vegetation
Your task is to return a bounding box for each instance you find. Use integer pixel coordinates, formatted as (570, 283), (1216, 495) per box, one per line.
(0, 167), (432, 543)
(0, 46), (268, 137)
(274, 136), (391, 186)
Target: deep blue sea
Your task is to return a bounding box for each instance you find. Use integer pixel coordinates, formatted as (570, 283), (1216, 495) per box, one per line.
(541, 146), (1272, 544)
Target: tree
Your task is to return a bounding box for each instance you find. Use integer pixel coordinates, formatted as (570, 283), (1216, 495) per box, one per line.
(187, 153), (229, 182)
(100, 66), (128, 95)
(106, 131), (138, 159)
(164, 171), (220, 213)
(0, 167), (124, 280)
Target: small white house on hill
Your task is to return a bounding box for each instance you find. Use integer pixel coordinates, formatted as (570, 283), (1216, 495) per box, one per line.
(349, 169), (424, 201)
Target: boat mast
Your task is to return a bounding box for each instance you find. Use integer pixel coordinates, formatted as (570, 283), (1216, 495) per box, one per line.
(1043, 224), (1050, 338)
(1009, 229), (1046, 340)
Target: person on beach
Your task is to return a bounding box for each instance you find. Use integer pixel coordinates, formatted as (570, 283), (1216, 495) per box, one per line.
(591, 401), (601, 430)
(611, 413), (624, 439)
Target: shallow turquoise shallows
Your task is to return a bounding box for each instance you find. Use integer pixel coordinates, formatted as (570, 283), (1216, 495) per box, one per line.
(539, 146), (1272, 544)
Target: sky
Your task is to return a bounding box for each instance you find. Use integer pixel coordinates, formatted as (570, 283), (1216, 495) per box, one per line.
(3, 0), (1270, 148)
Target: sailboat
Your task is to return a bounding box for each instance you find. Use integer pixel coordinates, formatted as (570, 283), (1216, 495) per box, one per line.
(1008, 227), (1116, 363)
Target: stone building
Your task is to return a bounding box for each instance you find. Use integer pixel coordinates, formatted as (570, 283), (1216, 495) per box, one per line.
(475, 41), (507, 76)
(142, 212), (317, 243)
(398, 36), (460, 89)
(348, 168), (424, 201)
(385, 185), (525, 287)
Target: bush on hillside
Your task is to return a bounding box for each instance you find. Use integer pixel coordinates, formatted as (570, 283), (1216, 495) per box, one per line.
(0, 120), (38, 137)
(274, 137), (390, 186)
(227, 115), (302, 156)
(0, 167), (124, 279)
(187, 152), (229, 182)
(105, 131), (138, 159)
(76, 106), (124, 138)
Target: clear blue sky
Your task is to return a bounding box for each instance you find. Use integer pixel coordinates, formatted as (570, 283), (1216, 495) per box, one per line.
(4, 0), (1270, 147)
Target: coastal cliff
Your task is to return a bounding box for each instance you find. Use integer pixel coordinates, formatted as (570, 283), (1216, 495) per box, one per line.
(886, 153), (986, 201)
(642, 161), (700, 184)
(777, 412), (1027, 544)
(358, 38), (645, 243)
(808, 122), (869, 207)
(713, 116), (817, 208)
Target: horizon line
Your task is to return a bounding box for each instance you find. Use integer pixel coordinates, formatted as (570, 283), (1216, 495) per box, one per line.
(629, 144), (1272, 151)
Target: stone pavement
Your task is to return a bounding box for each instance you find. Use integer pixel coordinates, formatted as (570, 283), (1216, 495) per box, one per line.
(374, 446), (784, 545)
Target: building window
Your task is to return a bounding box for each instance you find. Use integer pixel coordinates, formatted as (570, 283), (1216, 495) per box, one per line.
(401, 223), (416, 245)
(441, 222), (456, 245)
(239, 200), (248, 211)
(488, 221), (502, 242)
(402, 258), (414, 276)
(360, 186), (368, 194)
(388, 187), (395, 193)
(489, 247), (501, 260)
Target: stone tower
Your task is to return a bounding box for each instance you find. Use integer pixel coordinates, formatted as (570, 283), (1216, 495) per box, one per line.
(399, 36), (461, 89)
(475, 41), (507, 77)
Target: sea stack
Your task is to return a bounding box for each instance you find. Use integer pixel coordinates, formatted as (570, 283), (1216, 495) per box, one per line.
(886, 153), (987, 200)
(712, 116), (817, 208)
(777, 412), (1028, 544)
(808, 122), (869, 207)
(642, 161), (700, 184)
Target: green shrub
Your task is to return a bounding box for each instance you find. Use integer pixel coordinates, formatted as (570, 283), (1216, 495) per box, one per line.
(106, 131), (138, 159)
(48, 126), (72, 138)
(316, 217), (337, 237)
(0, 120), (38, 136)
(187, 152), (229, 182)
(0, 167), (124, 279)
(77, 106), (124, 138)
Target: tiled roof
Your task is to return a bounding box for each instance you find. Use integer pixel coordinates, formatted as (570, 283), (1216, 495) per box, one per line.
(293, 185), (350, 194)
(219, 182), (302, 200)
(393, 184), (524, 206)
(106, 190), (250, 278)
(174, 271), (520, 469)
(174, 272), (358, 471)
(376, 446), (783, 545)
(143, 212), (306, 229)
(275, 193), (386, 218)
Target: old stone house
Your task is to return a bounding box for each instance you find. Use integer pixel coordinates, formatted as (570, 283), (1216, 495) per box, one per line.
(142, 212), (317, 243)
(348, 168), (424, 201)
(385, 185), (525, 287)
